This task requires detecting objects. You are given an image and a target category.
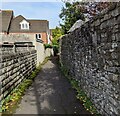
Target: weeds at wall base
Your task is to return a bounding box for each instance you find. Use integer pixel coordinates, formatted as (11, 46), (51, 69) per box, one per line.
(0, 57), (50, 114)
(59, 62), (100, 116)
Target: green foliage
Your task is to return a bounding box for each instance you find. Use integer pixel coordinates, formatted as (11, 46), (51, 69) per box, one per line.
(51, 26), (63, 42)
(52, 39), (58, 46)
(51, 27), (62, 47)
(44, 43), (59, 56)
(59, 1), (111, 34)
(71, 79), (99, 115)
(41, 57), (51, 65)
(53, 45), (59, 56)
(59, 2), (85, 34)
(44, 27), (62, 56)
(44, 44), (53, 49)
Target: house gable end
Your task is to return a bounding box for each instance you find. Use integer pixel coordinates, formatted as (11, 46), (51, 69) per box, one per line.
(20, 19), (29, 24)
(9, 15), (30, 32)
(20, 19), (29, 30)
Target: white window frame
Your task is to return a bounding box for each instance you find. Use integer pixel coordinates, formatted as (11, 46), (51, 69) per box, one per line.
(20, 20), (29, 30)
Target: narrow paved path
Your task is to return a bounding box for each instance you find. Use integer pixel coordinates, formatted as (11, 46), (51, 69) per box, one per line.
(14, 57), (92, 115)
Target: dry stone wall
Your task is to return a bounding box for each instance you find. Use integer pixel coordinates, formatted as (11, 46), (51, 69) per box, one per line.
(60, 2), (120, 116)
(0, 43), (37, 101)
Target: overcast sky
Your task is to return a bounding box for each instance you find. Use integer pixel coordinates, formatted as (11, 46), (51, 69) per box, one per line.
(1, 1), (64, 29)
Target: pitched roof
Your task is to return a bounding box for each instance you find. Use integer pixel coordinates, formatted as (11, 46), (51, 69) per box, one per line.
(28, 20), (49, 33)
(0, 10), (13, 33)
(9, 15), (49, 33)
(9, 15), (27, 32)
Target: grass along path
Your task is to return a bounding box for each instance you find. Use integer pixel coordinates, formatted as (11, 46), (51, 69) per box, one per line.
(59, 63), (100, 115)
(1, 57), (50, 114)
(14, 56), (92, 114)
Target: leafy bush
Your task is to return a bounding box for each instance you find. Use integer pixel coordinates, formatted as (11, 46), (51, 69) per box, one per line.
(44, 44), (52, 49)
(44, 44), (59, 56)
(53, 45), (59, 56)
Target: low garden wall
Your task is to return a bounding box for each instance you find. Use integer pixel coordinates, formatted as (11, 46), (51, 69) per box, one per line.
(0, 43), (37, 101)
(1, 34), (54, 66)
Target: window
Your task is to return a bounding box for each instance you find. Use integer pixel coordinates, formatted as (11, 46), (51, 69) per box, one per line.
(36, 34), (41, 39)
(22, 24), (24, 28)
(36, 34), (43, 43)
(38, 34), (41, 38)
(25, 24), (28, 28)
(20, 20), (29, 30)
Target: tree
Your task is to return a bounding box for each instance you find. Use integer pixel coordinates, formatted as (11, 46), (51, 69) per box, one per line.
(51, 26), (63, 45)
(59, 0), (111, 34)
(59, 2), (85, 34)
(51, 26), (63, 56)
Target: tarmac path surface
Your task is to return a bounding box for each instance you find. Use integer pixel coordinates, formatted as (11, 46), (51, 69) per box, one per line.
(14, 57), (92, 115)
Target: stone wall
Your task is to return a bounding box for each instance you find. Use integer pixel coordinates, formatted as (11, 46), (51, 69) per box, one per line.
(60, 2), (120, 116)
(1, 33), (54, 66)
(0, 43), (37, 101)
(0, 33), (53, 101)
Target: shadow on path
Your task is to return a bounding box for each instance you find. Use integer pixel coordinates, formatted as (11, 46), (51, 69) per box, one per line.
(15, 57), (92, 115)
